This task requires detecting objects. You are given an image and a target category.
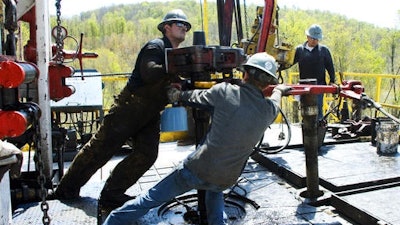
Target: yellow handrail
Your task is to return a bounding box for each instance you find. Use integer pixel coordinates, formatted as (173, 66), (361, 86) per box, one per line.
(287, 71), (400, 111)
(100, 71), (399, 122)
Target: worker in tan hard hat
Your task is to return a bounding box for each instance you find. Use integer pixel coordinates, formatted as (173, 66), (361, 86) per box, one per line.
(103, 52), (291, 225)
(54, 9), (191, 219)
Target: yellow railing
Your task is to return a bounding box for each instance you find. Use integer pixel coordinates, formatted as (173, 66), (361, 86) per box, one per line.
(100, 72), (400, 124)
(339, 72), (400, 109)
(285, 71), (400, 123)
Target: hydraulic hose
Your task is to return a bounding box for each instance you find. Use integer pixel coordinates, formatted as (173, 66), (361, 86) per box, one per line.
(254, 107), (292, 154)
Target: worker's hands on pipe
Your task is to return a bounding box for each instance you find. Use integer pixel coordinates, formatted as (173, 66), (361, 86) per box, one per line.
(329, 82), (339, 90)
(167, 84), (182, 103)
(273, 84), (292, 96)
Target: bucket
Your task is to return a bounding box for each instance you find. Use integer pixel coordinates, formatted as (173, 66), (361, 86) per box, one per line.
(160, 106), (188, 132)
(375, 118), (399, 155)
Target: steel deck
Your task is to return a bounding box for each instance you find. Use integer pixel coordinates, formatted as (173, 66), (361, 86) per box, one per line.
(11, 124), (399, 225)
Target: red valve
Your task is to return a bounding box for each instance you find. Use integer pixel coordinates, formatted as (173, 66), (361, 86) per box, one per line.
(0, 61), (38, 88)
(51, 46), (99, 61)
(0, 111), (28, 139)
(50, 33), (98, 80)
(49, 64), (76, 101)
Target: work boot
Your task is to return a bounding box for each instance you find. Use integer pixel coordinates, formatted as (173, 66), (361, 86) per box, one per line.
(97, 200), (113, 225)
(52, 186), (80, 200)
(98, 193), (135, 210)
(97, 194), (136, 225)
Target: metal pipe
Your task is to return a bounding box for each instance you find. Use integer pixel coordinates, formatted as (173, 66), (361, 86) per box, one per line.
(0, 61), (38, 88)
(193, 107), (210, 225)
(299, 79), (323, 199)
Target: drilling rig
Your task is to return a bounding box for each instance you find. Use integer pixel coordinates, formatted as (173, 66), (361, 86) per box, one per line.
(0, 1), (99, 223)
(3, 0), (377, 224)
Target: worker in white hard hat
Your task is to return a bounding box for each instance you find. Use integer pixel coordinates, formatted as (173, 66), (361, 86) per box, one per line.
(293, 24), (336, 120)
(103, 52), (292, 225)
(54, 9), (191, 217)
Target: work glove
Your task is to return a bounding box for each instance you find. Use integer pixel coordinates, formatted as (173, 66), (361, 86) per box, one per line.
(0, 140), (23, 180)
(167, 87), (181, 103)
(273, 84), (292, 96)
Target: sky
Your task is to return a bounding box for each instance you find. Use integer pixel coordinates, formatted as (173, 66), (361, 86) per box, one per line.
(48, 0), (400, 29)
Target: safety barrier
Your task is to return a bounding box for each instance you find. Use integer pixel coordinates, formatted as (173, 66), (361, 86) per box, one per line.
(284, 72), (400, 123)
(100, 71), (400, 128)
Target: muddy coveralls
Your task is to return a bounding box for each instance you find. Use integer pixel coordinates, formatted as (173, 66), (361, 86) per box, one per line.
(55, 36), (175, 208)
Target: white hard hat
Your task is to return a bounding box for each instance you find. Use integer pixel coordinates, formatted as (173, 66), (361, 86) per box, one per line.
(157, 9), (192, 32)
(305, 24), (323, 40)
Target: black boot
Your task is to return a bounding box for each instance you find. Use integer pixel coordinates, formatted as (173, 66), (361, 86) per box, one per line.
(97, 194), (136, 224)
(52, 186), (80, 200)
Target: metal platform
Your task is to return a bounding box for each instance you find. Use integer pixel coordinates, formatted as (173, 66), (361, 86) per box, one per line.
(11, 124), (399, 225)
(252, 124), (400, 225)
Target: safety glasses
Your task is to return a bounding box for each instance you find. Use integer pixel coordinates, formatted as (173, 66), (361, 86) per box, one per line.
(174, 22), (189, 30)
(307, 36), (319, 41)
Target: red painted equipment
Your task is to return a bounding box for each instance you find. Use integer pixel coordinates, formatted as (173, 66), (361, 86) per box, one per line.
(263, 80), (365, 100)
(166, 45), (245, 81)
(257, 0), (276, 53)
(0, 61), (38, 88)
(48, 64), (76, 101)
(0, 103), (41, 139)
(50, 32), (99, 79)
(20, 5), (97, 101)
(0, 111), (28, 138)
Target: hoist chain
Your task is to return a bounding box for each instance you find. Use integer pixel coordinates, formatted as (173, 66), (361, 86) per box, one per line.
(54, 0), (64, 64)
(33, 120), (51, 225)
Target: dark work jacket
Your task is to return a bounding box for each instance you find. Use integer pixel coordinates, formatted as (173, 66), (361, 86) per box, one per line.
(126, 36), (173, 110)
(293, 42), (335, 85)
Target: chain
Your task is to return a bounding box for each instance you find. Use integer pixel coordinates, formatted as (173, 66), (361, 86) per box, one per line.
(33, 119), (51, 225)
(54, 0), (64, 64)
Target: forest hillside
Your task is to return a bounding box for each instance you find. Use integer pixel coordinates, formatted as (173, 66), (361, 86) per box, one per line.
(37, 0), (400, 76)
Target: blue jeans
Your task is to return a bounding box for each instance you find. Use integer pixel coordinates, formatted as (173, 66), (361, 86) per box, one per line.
(103, 164), (227, 225)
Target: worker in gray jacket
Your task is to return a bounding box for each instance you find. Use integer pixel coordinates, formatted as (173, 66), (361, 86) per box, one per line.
(103, 52), (292, 225)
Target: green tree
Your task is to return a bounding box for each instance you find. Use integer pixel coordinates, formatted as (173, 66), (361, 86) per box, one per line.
(48, 0), (400, 78)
